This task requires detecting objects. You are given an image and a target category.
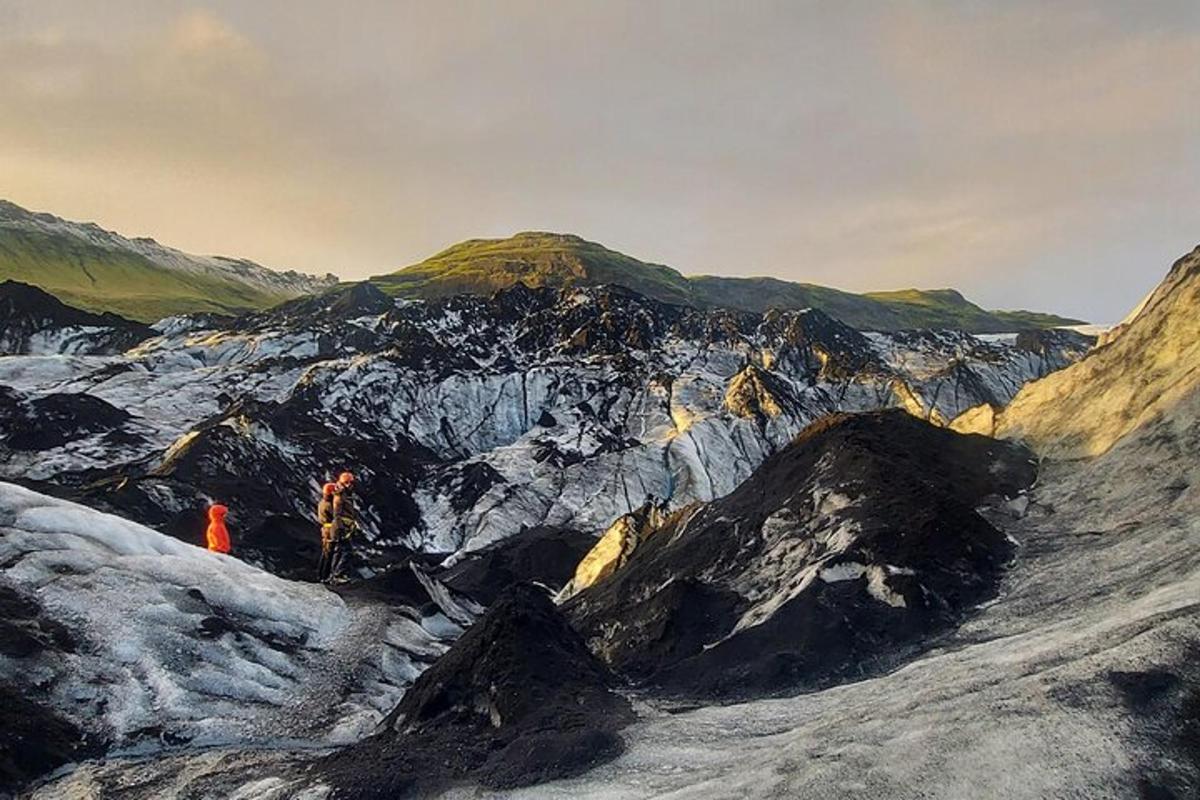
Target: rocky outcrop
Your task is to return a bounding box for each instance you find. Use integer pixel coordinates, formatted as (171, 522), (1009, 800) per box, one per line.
(557, 500), (672, 600)
(321, 583), (633, 797)
(564, 410), (1036, 700)
(724, 363), (798, 423)
(949, 401), (998, 436)
(0, 281), (152, 355)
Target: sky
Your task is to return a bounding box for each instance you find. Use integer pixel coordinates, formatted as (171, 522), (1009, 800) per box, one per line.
(1, 1), (1197, 322)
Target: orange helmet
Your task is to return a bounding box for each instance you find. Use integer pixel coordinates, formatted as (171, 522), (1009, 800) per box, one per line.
(322, 482), (337, 496)
(337, 471), (355, 486)
(208, 503), (228, 519)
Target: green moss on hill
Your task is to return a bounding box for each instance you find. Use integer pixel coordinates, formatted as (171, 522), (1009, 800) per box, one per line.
(374, 232), (1083, 332)
(0, 229), (298, 322)
(374, 233), (694, 306)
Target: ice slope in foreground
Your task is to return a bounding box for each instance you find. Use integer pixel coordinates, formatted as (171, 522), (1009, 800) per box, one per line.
(0, 482), (449, 756)
(493, 444), (1199, 799)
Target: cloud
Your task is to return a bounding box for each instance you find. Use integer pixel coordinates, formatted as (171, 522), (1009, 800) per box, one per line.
(0, 2), (1195, 321)
(0, 7), (364, 269)
(0, 7), (300, 174)
(168, 9), (255, 56)
(880, 4), (1200, 138)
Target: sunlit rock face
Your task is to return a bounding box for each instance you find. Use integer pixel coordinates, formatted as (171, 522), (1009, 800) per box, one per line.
(974, 245), (1200, 458)
(0, 281), (1089, 573)
(557, 501), (671, 601)
(950, 402), (999, 436)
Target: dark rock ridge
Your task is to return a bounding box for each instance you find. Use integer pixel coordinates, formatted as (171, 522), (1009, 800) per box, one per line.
(436, 526), (598, 605)
(0, 386), (136, 452)
(565, 409), (1037, 700)
(0, 685), (97, 795)
(0, 280), (152, 355)
(321, 583), (633, 797)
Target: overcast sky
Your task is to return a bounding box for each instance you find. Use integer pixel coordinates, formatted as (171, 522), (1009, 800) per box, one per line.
(2, 1), (1197, 321)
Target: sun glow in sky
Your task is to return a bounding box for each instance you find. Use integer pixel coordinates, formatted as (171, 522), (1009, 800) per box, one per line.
(2, 1), (1197, 321)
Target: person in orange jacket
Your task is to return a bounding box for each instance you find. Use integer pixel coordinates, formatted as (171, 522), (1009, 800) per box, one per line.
(206, 503), (231, 554)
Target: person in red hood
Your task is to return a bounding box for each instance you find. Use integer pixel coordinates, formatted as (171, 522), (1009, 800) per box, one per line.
(205, 503), (231, 554)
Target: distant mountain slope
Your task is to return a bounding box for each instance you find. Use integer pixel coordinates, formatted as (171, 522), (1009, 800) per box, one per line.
(954, 244), (1200, 458)
(373, 231), (1084, 332)
(0, 200), (337, 322)
(0, 280), (152, 355)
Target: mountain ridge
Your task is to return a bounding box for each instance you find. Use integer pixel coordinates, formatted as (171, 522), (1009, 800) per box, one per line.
(1, 201), (1086, 333)
(0, 200), (337, 322)
(373, 230), (1086, 333)
(562, 410), (1035, 699)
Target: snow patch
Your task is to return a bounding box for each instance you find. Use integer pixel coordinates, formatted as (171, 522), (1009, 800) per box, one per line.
(0, 482), (448, 749)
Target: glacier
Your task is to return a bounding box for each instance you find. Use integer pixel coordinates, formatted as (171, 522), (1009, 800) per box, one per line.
(0, 282), (1091, 574)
